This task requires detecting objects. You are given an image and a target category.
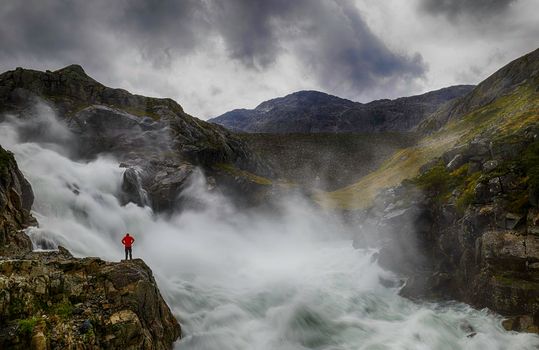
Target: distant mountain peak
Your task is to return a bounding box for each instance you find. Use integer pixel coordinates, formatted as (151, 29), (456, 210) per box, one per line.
(210, 86), (474, 133)
(254, 90), (355, 113)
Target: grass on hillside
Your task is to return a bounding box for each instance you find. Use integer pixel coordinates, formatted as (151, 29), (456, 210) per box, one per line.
(318, 79), (539, 210)
(215, 163), (274, 185)
(315, 133), (460, 209)
(240, 132), (418, 191)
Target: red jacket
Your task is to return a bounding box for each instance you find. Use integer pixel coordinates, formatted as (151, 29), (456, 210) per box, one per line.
(122, 234), (135, 248)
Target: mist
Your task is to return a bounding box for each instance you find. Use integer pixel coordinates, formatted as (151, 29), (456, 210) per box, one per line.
(1, 108), (538, 349)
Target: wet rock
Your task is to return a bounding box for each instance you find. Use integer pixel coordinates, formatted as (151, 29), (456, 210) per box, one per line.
(502, 315), (539, 333)
(467, 161), (482, 174)
(483, 160), (499, 172)
(121, 168), (148, 207)
(473, 182), (490, 204)
(488, 177), (503, 195)
(528, 209), (539, 235)
(459, 320), (475, 334)
(447, 154), (465, 171)
(481, 231), (539, 271)
(442, 145), (467, 165)
(468, 140), (491, 159)
(505, 213), (524, 230)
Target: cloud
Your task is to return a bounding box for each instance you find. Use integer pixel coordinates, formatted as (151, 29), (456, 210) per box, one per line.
(419, 0), (517, 19)
(289, 0), (426, 98)
(0, 0), (427, 116)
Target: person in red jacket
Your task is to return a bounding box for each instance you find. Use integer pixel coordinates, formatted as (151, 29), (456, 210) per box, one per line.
(121, 233), (135, 260)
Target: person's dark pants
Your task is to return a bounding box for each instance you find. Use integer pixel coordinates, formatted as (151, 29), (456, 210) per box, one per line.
(125, 247), (132, 260)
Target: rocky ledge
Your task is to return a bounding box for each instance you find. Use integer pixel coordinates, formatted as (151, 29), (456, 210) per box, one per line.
(0, 250), (181, 350)
(0, 145), (181, 349)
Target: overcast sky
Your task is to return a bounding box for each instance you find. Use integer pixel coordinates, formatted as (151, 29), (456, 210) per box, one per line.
(1, 0), (538, 119)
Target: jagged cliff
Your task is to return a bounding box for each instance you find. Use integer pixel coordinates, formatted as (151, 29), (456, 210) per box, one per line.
(0, 145), (181, 349)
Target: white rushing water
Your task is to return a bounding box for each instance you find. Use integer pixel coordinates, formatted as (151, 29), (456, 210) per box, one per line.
(1, 111), (539, 350)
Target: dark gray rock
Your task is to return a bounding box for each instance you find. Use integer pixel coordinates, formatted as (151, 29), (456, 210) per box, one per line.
(483, 160), (499, 172)
(120, 168), (149, 207)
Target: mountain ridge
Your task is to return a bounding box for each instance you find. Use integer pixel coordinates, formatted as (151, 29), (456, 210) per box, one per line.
(210, 85), (474, 133)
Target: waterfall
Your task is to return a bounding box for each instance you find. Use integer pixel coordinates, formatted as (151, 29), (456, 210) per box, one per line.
(1, 110), (538, 350)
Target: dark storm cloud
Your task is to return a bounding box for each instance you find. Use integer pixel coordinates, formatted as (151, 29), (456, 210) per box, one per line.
(205, 0), (427, 94)
(0, 0), (425, 100)
(117, 0), (210, 68)
(0, 1), (94, 62)
(291, 0), (425, 95)
(419, 0), (517, 19)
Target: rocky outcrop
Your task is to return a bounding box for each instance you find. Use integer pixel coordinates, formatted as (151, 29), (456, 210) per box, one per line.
(355, 125), (539, 332)
(0, 146), (181, 348)
(0, 145), (34, 257)
(209, 86), (474, 133)
(0, 251), (181, 350)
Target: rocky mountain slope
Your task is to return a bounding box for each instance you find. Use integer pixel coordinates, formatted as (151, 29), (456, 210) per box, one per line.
(323, 47), (539, 331)
(239, 132), (418, 191)
(0, 145), (181, 349)
(0, 65), (272, 211)
(209, 86), (473, 133)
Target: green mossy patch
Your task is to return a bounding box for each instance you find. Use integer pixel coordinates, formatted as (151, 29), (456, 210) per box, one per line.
(455, 172), (482, 213)
(413, 162), (469, 204)
(51, 301), (73, 319)
(17, 317), (39, 335)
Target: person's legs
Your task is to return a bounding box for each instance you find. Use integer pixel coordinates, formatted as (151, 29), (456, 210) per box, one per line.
(128, 247), (132, 260)
(125, 247), (128, 260)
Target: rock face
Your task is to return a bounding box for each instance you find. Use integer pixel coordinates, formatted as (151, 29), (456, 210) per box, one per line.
(0, 252), (181, 350)
(0, 65), (271, 212)
(209, 86), (474, 133)
(0, 145), (181, 348)
(0, 145), (34, 257)
(356, 126), (539, 332)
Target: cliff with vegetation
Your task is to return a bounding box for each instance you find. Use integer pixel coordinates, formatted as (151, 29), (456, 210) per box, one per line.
(324, 48), (539, 331)
(0, 145), (181, 349)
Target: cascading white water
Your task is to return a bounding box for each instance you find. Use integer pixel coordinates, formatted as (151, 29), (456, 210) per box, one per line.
(1, 110), (539, 350)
